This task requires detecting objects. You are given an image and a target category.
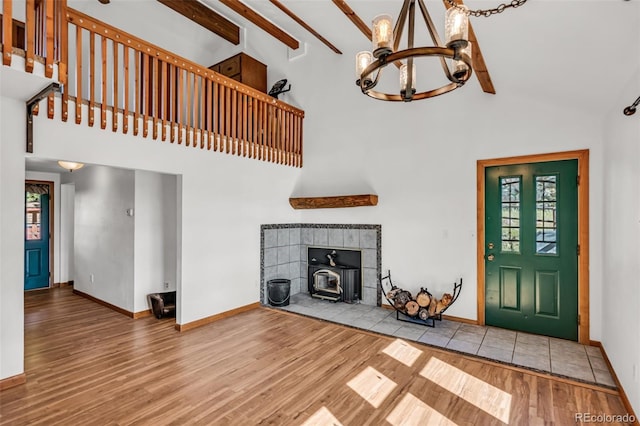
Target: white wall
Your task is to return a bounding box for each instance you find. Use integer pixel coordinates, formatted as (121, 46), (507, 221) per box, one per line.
(282, 50), (607, 339)
(59, 183), (75, 283)
(133, 170), (178, 313)
(0, 96), (26, 380)
(602, 72), (640, 413)
(71, 165), (135, 311)
(25, 171), (61, 285)
(29, 100), (300, 325)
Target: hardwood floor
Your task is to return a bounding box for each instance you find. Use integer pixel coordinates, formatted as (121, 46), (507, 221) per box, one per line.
(0, 288), (633, 425)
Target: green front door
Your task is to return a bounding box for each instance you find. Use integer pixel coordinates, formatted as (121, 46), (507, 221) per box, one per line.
(485, 160), (578, 341)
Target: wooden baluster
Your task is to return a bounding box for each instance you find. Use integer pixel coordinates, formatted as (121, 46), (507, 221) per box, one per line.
(273, 106), (278, 163)
(289, 113), (294, 166)
(2, 0), (12, 65)
(213, 81), (220, 151)
(45, 0), (54, 77)
(282, 109), (287, 165)
(161, 60), (167, 141)
(294, 113), (299, 166)
(246, 97), (251, 158)
(185, 70), (192, 147)
(299, 116), (304, 167)
(206, 78), (212, 150)
(123, 45), (129, 134)
(89, 32), (95, 127)
(224, 85), (231, 154)
(60, 0), (69, 122)
(142, 53), (149, 138)
(241, 94), (247, 157)
(292, 114), (297, 167)
(47, 6), (55, 124)
(260, 100), (266, 161)
(192, 73), (199, 148)
(262, 102), (268, 162)
(238, 92), (244, 156)
(199, 76), (205, 149)
(176, 67), (184, 145)
(252, 98), (258, 159)
(278, 108), (283, 164)
(100, 35), (107, 129)
(112, 40), (119, 132)
(271, 106), (277, 164)
(26, 0), (35, 72)
(231, 87), (237, 155)
(134, 51), (139, 136)
(34, 2), (40, 56)
(152, 55), (158, 140)
(169, 63), (176, 143)
(284, 110), (290, 166)
(285, 110), (289, 165)
(75, 25), (82, 124)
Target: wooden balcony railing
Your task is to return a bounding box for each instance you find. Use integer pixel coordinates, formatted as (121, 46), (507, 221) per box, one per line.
(1, 0), (304, 167)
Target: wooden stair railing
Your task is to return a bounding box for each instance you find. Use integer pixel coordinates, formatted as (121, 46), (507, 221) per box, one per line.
(1, 0), (304, 167)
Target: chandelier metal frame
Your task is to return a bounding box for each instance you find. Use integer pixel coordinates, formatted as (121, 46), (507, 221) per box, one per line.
(356, 0), (472, 102)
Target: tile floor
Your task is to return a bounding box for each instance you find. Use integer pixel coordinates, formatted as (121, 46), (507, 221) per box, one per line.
(276, 293), (616, 388)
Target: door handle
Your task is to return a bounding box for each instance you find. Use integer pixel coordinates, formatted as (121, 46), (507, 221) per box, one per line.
(486, 254), (495, 261)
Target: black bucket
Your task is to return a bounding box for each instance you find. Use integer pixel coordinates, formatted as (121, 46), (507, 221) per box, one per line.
(267, 279), (291, 307)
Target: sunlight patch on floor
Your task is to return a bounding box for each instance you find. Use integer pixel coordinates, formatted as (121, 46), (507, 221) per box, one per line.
(382, 339), (423, 367)
(301, 407), (343, 426)
(386, 393), (459, 426)
(420, 357), (512, 423)
(347, 366), (398, 408)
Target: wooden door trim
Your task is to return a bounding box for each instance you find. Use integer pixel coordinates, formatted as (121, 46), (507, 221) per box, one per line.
(25, 180), (54, 289)
(477, 150), (589, 344)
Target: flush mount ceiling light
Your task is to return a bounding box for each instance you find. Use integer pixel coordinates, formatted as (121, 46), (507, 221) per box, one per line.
(57, 160), (84, 172)
(355, 0), (528, 102)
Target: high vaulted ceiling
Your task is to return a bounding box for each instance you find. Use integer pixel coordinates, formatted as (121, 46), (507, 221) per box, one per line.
(166, 0), (639, 116)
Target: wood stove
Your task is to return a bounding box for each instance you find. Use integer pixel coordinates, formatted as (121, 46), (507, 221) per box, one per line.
(308, 247), (361, 303)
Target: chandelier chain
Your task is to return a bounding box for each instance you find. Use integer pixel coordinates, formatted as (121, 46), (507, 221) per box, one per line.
(444, 0), (527, 17)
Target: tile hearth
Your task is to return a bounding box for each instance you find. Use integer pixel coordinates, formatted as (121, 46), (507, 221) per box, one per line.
(275, 293), (616, 389)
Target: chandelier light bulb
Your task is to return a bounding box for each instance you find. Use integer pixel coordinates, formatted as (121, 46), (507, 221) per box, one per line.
(372, 14), (394, 58)
(453, 41), (472, 81)
(399, 63), (416, 101)
(355, 51), (374, 86)
(445, 5), (469, 48)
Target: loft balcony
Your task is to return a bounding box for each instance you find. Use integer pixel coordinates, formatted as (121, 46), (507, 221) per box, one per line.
(1, 0), (304, 167)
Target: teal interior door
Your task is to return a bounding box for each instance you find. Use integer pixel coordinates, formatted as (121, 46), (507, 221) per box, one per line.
(485, 160), (578, 341)
(25, 192), (50, 290)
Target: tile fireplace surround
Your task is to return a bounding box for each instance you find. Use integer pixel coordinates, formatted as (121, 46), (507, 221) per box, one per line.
(260, 224), (382, 306)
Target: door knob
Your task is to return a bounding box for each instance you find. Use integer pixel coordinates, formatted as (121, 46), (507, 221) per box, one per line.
(487, 254), (495, 261)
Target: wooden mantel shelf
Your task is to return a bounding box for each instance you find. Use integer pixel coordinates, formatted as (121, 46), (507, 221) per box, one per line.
(289, 194), (378, 209)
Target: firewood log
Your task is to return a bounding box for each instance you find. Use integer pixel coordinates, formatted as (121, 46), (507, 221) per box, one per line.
(405, 300), (419, 317)
(394, 290), (412, 311)
(416, 288), (431, 308)
(428, 297), (437, 317)
(418, 307), (430, 321)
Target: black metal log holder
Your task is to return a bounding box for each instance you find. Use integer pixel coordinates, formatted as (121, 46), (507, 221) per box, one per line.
(379, 270), (462, 328)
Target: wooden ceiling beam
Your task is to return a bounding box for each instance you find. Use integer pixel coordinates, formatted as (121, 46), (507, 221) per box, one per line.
(219, 0), (299, 50)
(442, 0), (495, 94)
(157, 0), (240, 45)
(269, 0), (341, 54)
(331, 0), (371, 40)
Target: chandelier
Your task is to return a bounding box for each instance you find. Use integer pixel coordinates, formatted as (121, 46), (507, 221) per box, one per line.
(355, 0), (527, 102)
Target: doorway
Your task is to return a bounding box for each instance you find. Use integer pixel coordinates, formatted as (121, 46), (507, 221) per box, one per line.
(24, 181), (53, 290)
(477, 150), (590, 344)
